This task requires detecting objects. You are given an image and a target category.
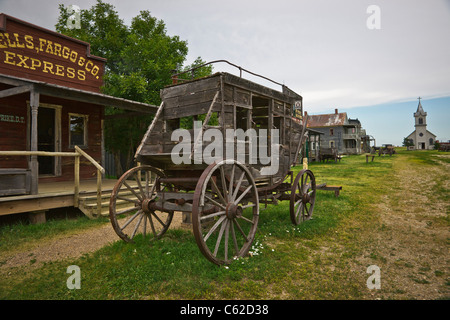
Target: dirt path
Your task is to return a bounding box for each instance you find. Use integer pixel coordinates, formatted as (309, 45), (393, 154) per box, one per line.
(358, 153), (449, 299)
(0, 213), (186, 273)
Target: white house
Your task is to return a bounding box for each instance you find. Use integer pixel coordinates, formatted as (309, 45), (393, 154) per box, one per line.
(406, 98), (436, 150)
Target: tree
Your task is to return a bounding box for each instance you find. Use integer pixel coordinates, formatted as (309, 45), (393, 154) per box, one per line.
(56, 1), (212, 175)
(402, 137), (414, 147)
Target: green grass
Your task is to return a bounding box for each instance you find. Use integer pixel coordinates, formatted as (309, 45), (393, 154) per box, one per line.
(0, 149), (447, 299)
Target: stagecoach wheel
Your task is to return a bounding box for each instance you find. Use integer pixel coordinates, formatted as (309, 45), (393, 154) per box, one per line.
(290, 169), (316, 225)
(192, 160), (259, 265)
(109, 165), (174, 242)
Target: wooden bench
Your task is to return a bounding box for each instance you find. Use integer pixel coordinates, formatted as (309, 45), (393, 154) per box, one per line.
(317, 183), (342, 197)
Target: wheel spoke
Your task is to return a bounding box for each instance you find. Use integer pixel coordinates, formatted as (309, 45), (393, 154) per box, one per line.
(123, 181), (142, 202)
(213, 219), (228, 257)
(232, 171), (245, 202)
(120, 210), (142, 231)
(224, 220), (230, 261)
(204, 194), (226, 210)
(117, 196), (140, 205)
(134, 172), (145, 199)
(204, 215), (227, 242)
(148, 212), (157, 237)
(219, 166), (229, 202)
(142, 214), (147, 237)
(200, 210), (226, 220)
(233, 219), (249, 242)
(234, 185), (253, 205)
(295, 202), (303, 222)
(237, 215), (255, 225)
(228, 164), (235, 199)
(230, 221), (239, 255)
(211, 177), (227, 206)
(150, 211), (167, 227)
(115, 206), (138, 216)
(130, 212), (144, 239)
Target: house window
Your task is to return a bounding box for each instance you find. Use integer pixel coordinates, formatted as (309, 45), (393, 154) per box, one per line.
(69, 114), (88, 147)
(330, 128), (334, 136)
(330, 141), (335, 148)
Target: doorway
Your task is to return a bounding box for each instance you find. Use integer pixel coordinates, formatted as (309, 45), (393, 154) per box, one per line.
(38, 107), (55, 175)
(34, 104), (62, 176)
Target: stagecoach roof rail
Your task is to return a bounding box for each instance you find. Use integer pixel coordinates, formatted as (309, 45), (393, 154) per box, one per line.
(171, 59), (285, 89)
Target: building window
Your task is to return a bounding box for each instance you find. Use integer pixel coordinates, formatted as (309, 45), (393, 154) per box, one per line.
(330, 141), (335, 148)
(429, 138), (434, 145)
(418, 118), (423, 124)
(330, 128), (334, 136)
(69, 114), (88, 148)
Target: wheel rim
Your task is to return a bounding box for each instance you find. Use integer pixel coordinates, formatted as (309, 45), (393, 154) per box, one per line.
(109, 165), (174, 242)
(192, 160), (259, 265)
(290, 169), (316, 225)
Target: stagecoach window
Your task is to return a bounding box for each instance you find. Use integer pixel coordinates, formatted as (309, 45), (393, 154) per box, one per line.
(69, 114), (88, 148)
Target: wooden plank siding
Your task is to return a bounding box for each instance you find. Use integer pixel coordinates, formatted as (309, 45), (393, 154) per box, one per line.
(0, 83), (103, 183)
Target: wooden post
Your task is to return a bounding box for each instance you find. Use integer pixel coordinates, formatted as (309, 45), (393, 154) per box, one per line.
(74, 155), (80, 207)
(30, 90), (39, 195)
(97, 168), (102, 216)
(29, 210), (47, 224)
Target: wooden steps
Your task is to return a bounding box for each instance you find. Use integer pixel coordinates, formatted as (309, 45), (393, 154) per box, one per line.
(77, 185), (139, 219)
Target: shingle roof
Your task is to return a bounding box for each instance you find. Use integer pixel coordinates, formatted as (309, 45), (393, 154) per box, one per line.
(307, 112), (347, 128)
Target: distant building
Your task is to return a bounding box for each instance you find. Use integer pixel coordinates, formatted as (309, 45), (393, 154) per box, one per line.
(306, 109), (366, 155)
(406, 98), (436, 150)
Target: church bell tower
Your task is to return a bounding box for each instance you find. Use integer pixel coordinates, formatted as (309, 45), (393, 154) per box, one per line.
(414, 97), (427, 127)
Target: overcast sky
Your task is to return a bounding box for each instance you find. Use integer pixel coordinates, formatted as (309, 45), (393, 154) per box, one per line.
(1, 0), (449, 145)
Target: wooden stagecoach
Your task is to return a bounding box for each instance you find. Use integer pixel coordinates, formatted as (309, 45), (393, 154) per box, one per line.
(108, 61), (317, 265)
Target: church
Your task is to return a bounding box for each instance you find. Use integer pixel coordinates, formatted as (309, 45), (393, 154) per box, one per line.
(406, 98), (436, 150)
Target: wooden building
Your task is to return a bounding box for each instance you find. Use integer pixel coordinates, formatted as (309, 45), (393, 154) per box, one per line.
(0, 14), (157, 221)
(306, 109), (366, 155)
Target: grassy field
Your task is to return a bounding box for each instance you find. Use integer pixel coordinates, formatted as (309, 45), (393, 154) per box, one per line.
(0, 148), (448, 300)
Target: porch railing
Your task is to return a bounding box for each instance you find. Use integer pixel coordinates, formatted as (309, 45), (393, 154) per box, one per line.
(0, 146), (105, 216)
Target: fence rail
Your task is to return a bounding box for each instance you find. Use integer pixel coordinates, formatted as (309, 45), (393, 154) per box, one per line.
(0, 147), (105, 216)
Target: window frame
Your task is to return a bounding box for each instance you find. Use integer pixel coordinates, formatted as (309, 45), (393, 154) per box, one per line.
(68, 113), (89, 148)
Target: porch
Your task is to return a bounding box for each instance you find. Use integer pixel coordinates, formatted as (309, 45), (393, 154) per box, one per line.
(0, 178), (121, 222)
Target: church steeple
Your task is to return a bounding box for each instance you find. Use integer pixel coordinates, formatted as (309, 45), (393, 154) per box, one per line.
(414, 97), (427, 127)
(414, 97), (427, 117)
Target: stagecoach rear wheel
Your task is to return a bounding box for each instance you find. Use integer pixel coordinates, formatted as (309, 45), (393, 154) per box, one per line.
(109, 165), (174, 242)
(290, 169), (316, 225)
(192, 160), (259, 265)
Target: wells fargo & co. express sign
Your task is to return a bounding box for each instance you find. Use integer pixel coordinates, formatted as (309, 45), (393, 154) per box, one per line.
(0, 14), (105, 92)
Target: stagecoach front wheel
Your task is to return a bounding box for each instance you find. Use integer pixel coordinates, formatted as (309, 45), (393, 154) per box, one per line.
(290, 169), (316, 225)
(109, 165), (173, 242)
(192, 160), (259, 265)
